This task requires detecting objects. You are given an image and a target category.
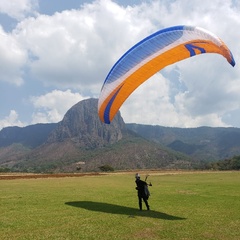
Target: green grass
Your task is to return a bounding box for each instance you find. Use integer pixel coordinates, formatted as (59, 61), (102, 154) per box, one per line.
(0, 171), (239, 239)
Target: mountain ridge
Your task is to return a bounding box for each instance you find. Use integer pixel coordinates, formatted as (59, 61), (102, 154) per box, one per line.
(126, 123), (240, 161)
(0, 98), (240, 172)
(0, 98), (192, 172)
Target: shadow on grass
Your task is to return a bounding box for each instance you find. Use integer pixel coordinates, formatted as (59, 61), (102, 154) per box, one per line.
(65, 201), (186, 220)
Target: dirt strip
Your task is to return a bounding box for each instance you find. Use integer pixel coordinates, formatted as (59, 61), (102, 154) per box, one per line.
(0, 172), (101, 180)
(0, 170), (227, 180)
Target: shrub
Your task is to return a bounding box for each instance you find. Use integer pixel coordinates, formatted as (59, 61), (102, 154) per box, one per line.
(99, 165), (114, 172)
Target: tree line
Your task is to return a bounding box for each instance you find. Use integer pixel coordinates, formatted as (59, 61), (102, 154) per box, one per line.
(206, 155), (240, 170)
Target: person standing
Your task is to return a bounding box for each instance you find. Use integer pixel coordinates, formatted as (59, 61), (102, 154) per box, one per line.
(135, 173), (150, 211)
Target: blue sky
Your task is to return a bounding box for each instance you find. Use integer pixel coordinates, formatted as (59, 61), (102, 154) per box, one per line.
(0, 0), (239, 129)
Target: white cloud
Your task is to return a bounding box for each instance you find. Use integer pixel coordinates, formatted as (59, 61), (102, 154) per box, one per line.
(0, 0), (38, 20)
(120, 73), (231, 128)
(30, 89), (88, 124)
(0, 26), (26, 85)
(120, 73), (173, 125)
(0, 110), (25, 129)
(12, 0), (153, 94)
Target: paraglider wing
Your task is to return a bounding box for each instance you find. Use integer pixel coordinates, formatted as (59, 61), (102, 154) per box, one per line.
(98, 25), (235, 124)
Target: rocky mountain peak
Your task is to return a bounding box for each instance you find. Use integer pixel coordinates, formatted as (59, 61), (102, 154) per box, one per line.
(47, 98), (125, 148)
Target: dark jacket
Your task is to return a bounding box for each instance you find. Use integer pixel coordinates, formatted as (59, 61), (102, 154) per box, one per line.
(135, 178), (148, 198)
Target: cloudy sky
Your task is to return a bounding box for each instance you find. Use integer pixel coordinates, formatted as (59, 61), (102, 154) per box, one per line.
(0, 0), (239, 129)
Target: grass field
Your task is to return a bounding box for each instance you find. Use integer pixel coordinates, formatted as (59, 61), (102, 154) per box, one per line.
(0, 171), (239, 240)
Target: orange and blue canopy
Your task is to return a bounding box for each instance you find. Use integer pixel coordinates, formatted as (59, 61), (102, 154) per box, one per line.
(98, 25), (235, 124)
